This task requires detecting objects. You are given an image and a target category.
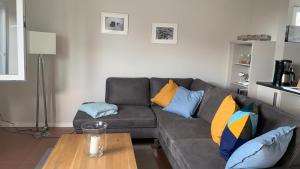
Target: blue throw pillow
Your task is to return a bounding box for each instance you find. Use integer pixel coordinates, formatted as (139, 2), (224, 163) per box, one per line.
(79, 102), (118, 118)
(226, 126), (295, 169)
(163, 87), (204, 118)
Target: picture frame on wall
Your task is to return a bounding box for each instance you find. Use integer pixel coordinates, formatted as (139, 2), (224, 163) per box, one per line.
(101, 12), (128, 35)
(152, 23), (178, 44)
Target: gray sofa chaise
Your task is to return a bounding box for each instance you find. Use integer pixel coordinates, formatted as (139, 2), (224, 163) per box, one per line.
(73, 77), (300, 169)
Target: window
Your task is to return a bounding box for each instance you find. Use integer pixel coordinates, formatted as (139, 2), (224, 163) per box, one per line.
(292, 6), (300, 26)
(0, 2), (7, 74)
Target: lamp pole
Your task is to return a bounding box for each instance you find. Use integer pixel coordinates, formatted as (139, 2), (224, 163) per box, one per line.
(35, 54), (49, 137)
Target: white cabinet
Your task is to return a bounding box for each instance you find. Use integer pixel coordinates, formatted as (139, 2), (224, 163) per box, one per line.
(257, 84), (300, 117)
(227, 41), (276, 97)
(256, 85), (281, 107)
(280, 92), (300, 116)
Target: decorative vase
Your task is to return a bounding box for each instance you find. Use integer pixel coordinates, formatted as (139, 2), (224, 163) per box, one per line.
(81, 121), (108, 157)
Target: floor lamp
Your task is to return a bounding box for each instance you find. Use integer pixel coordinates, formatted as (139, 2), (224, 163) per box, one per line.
(28, 31), (56, 136)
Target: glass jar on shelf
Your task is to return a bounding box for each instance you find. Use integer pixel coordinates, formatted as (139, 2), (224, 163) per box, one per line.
(239, 54), (251, 65)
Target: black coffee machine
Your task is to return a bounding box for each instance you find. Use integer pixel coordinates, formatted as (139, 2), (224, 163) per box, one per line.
(273, 60), (296, 86)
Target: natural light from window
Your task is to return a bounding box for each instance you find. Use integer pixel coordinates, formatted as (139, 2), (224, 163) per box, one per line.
(296, 12), (300, 26)
(293, 7), (300, 26)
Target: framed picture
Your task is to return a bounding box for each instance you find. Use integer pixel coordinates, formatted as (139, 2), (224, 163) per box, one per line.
(101, 12), (128, 35)
(152, 23), (178, 44)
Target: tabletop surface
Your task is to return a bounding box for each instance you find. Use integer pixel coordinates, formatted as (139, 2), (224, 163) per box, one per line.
(42, 133), (138, 169)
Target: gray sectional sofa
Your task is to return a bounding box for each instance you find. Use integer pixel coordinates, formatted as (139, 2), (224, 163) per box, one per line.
(73, 77), (300, 169)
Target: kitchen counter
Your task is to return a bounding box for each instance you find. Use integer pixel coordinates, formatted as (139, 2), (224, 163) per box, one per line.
(256, 82), (300, 96)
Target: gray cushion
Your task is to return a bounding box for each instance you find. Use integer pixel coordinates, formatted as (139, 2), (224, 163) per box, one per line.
(255, 104), (300, 167)
(73, 105), (156, 131)
(275, 127), (300, 168)
(172, 139), (226, 169)
(190, 79), (214, 91)
(197, 87), (234, 123)
(150, 78), (193, 98)
(190, 79), (215, 117)
(152, 106), (211, 150)
(105, 77), (150, 106)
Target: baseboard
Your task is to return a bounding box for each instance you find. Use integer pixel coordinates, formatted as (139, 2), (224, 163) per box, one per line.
(0, 122), (73, 127)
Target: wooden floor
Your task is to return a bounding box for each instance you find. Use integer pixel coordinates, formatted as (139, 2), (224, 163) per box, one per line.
(0, 128), (172, 169)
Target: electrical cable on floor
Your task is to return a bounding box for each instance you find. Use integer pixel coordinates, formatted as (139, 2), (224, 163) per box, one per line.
(3, 128), (37, 138)
(0, 113), (75, 139)
(0, 113), (15, 126)
(0, 113), (37, 137)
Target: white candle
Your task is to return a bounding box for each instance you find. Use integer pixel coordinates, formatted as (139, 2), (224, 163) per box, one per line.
(89, 136), (100, 155)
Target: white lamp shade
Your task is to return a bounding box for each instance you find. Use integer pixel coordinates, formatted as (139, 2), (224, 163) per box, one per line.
(28, 31), (56, 55)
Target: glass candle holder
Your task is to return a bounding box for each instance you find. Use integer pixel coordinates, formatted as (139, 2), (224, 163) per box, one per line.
(81, 121), (108, 157)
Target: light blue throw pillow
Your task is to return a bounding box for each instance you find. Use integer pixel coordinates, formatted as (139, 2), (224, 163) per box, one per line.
(79, 102), (118, 118)
(163, 87), (204, 118)
(226, 126), (295, 169)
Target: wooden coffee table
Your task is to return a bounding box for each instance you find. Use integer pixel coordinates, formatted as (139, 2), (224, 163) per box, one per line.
(42, 133), (138, 169)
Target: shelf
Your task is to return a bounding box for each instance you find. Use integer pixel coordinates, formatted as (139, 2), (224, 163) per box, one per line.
(231, 40), (276, 45)
(232, 82), (249, 88)
(285, 41), (300, 44)
(234, 63), (250, 67)
(230, 40), (253, 45)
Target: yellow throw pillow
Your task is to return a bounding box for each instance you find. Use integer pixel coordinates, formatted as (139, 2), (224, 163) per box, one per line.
(211, 95), (239, 145)
(151, 80), (178, 107)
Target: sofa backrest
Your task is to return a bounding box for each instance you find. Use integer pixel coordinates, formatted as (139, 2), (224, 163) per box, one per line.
(105, 77), (300, 167)
(105, 77), (150, 106)
(260, 106), (300, 167)
(149, 78), (193, 99)
(190, 79), (215, 117)
(196, 86), (234, 122)
(194, 84), (300, 167)
(233, 94), (300, 167)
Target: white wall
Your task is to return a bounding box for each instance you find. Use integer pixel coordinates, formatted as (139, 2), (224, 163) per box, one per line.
(255, 0), (300, 117)
(0, 0), (289, 126)
(249, 0), (289, 60)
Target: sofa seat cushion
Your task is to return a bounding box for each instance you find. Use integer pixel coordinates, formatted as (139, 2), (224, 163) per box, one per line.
(172, 139), (226, 169)
(73, 105), (156, 131)
(152, 106), (211, 150)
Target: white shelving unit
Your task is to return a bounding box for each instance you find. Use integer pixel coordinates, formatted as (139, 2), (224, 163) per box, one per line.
(227, 40), (276, 97)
